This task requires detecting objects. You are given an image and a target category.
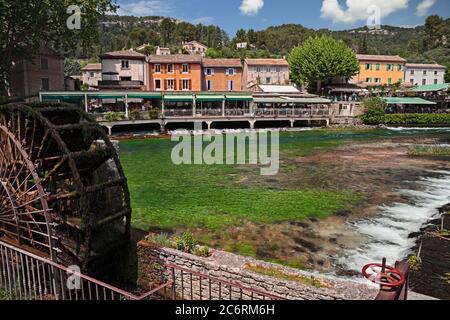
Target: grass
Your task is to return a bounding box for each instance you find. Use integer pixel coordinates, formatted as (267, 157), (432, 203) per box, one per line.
(0, 288), (13, 300)
(408, 146), (450, 157)
(244, 264), (326, 288)
(120, 131), (364, 231)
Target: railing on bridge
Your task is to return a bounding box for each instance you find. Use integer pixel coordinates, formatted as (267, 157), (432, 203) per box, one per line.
(0, 240), (282, 301)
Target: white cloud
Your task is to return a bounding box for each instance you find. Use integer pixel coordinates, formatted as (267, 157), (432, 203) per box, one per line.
(192, 16), (215, 25)
(320, 0), (409, 24)
(240, 0), (264, 16)
(415, 0), (436, 16)
(117, 1), (172, 16)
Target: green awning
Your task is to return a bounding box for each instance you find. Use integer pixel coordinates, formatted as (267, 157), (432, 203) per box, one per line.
(384, 97), (436, 105)
(225, 95), (253, 101)
(88, 93), (125, 99)
(413, 83), (448, 92)
(41, 94), (86, 101)
(163, 94), (194, 102)
(127, 92), (162, 99)
(283, 97), (332, 104)
(196, 94), (225, 102)
(254, 98), (287, 104)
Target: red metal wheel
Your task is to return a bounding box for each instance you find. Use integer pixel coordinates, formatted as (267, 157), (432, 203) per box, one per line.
(362, 263), (405, 288)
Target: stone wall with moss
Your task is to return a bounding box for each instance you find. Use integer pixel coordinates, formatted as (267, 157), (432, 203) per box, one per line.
(137, 240), (377, 300)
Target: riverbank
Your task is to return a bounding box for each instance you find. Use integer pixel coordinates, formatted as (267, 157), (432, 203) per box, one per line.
(409, 204), (450, 300)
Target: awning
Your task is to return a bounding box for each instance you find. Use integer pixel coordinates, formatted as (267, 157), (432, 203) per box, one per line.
(225, 95), (253, 101)
(163, 94), (194, 102)
(254, 98), (287, 104)
(413, 83), (448, 92)
(196, 94), (225, 102)
(384, 97), (436, 105)
(283, 97), (332, 104)
(41, 94), (86, 101)
(88, 93), (125, 99)
(127, 92), (162, 99)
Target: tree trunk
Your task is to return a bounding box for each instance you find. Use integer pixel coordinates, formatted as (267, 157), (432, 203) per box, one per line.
(316, 80), (322, 94)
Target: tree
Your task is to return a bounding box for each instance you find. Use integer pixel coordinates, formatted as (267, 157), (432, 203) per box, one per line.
(288, 36), (360, 93)
(0, 0), (116, 96)
(360, 97), (387, 125)
(64, 58), (82, 76)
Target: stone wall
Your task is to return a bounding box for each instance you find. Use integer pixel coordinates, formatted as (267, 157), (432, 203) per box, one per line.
(137, 240), (377, 300)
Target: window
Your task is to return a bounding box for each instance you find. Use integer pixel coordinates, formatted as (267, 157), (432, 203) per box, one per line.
(365, 64), (372, 70)
(206, 80), (212, 91)
(376, 64), (380, 71)
(256, 67), (262, 73)
(226, 68), (236, 76)
(375, 78), (381, 83)
(154, 79), (161, 90)
(120, 76), (132, 81)
(41, 78), (50, 90)
(276, 67), (281, 72)
(434, 79), (438, 84)
(89, 72), (95, 78)
(167, 64), (174, 74)
(121, 60), (130, 69)
(434, 70), (438, 75)
(205, 68), (214, 76)
(366, 78), (372, 83)
(182, 64), (189, 74)
(40, 58), (48, 70)
(397, 64), (402, 71)
(387, 64), (393, 71)
(423, 70), (427, 76)
(265, 77), (271, 84)
(266, 67), (271, 73)
(410, 79), (414, 84)
(422, 79), (426, 85)
(228, 80), (234, 91)
(155, 64), (161, 73)
(182, 79), (189, 90)
(167, 79), (174, 90)
(410, 70), (415, 75)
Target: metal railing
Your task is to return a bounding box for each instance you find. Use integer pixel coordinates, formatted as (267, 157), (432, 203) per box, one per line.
(0, 239), (283, 301)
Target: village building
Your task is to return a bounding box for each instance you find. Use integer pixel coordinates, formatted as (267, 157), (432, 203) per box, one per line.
(99, 50), (149, 91)
(243, 59), (290, 90)
(202, 59), (243, 92)
(156, 46), (171, 55)
(10, 46), (64, 97)
(351, 54), (406, 86)
(182, 41), (208, 56)
(405, 63), (446, 86)
(148, 54), (202, 91)
(81, 63), (102, 90)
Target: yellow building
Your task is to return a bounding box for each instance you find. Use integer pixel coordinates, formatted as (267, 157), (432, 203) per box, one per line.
(351, 55), (406, 86)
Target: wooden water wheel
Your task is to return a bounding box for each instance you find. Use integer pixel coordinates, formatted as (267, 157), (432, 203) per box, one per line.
(0, 102), (131, 275)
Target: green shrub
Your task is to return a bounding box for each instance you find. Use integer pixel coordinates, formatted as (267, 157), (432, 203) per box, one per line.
(105, 111), (125, 122)
(181, 231), (196, 253)
(408, 254), (422, 271)
(193, 246), (210, 257)
(383, 113), (450, 125)
(146, 233), (171, 247)
(359, 97), (387, 125)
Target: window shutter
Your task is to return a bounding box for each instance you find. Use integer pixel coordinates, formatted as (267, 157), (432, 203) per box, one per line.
(233, 68), (237, 75)
(189, 79), (192, 91)
(226, 69), (229, 76)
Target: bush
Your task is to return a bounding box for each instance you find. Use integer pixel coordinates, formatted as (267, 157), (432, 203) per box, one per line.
(383, 113), (450, 125)
(193, 246), (210, 257)
(181, 231), (196, 253)
(146, 233), (171, 247)
(105, 111), (125, 122)
(360, 97), (387, 125)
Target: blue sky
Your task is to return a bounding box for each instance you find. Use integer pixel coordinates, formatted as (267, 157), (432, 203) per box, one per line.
(114, 0), (450, 35)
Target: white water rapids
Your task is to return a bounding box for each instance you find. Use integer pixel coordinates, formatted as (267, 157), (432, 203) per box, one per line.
(339, 169), (450, 272)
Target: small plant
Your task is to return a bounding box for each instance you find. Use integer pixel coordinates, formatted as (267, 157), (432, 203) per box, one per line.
(129, 109), (141, 120)
(407, 254), (422, 271)
(105, 111), (124, 122)
(359, 97), (387, 125)
(442, 273), (450, 284)
(148, 108), (160, 119)
(146, 233), (171, 247)
(172, 236), (185, 251)
(193, 246), (210, 257)
(181, 231), (196, 253)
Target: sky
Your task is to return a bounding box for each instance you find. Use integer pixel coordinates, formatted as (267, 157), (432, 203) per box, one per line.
(114, 0), (450, 35)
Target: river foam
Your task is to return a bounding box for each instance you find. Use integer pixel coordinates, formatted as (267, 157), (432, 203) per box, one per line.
(339, 170), (450, 271)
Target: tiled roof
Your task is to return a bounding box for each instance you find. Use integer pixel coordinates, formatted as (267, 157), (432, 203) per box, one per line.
(149, 54), (202, 63)
(406, 63), (446, 69)
(357, 54), (406, 63)
(82, 63), (101, 71)
(202, 59), (242, 68)
(245, 59), (289, 66)
(100, 50), (146, 60)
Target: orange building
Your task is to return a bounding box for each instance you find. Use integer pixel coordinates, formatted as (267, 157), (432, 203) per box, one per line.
(202, 59), (243, 92)
(148, 54), (202, 91)
(351, 54), (406, 86)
